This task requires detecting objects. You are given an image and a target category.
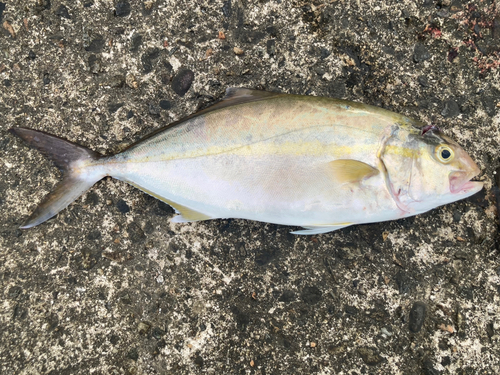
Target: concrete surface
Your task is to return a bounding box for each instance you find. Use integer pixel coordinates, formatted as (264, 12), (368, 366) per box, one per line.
(1, 0), (500, 374)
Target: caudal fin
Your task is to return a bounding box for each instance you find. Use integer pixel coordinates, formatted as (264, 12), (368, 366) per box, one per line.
(9, 127), (105, 229)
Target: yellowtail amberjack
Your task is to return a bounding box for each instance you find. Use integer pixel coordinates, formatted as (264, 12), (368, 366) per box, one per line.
(10, 88), (483, 234)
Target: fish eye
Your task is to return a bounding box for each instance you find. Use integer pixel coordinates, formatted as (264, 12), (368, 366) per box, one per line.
(435, 145), (454, 163)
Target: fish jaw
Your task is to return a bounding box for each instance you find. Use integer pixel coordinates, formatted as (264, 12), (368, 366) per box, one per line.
(449, 171), (483, 195)
(457, 180), (484, 196)
(420, 166), (483, 211)
(430, 166), (483, 210)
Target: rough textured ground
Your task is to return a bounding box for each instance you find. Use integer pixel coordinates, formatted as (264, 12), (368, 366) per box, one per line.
(1, 0), (500, 374)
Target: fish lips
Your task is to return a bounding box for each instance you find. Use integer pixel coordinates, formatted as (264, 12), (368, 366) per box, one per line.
(449, 170), (483, 196)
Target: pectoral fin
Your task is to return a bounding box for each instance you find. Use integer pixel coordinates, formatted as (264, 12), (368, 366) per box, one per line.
(291, 223), (353, 235)
(328, 159), (379, 184)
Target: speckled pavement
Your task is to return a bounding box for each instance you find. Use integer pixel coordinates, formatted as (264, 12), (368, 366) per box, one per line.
(1, 1), (500, 374)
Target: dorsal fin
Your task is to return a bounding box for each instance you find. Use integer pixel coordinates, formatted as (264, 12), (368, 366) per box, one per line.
(122, 88), (283, 152)
(222, 87), (282, 102)
(182, 88), (283, 115)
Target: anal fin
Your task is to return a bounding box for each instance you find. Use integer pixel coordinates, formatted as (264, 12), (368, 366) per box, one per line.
(291, 223), (352, 235)
(125, 181), (212, 223)
(164, 199), (212, 222)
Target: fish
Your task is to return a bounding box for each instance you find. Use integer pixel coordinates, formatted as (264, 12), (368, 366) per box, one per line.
(9, 88), (483, 234)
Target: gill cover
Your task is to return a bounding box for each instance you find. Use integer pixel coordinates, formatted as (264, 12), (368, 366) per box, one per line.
(379, 125), (419, 212)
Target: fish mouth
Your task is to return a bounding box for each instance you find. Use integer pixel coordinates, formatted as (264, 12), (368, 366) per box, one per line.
(449, 171), (484, 195)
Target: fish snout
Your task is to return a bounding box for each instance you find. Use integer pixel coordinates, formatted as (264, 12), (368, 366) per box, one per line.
(448, 147), (483, 194)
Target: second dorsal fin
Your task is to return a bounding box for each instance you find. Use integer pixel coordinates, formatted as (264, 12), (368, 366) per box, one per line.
(203, 87), (283, 112)
(123, 88), (283, 152)
(223, 87), (282, 101)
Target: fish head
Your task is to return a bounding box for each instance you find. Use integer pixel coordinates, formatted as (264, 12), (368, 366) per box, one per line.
(393, 126), (483, 213)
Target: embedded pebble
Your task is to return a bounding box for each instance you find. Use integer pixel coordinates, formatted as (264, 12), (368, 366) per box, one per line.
(357, 347), (383, 366)
(115, 1), (131, 17)
(409, 302), (427, 333)
(413, 43), (431, 63)
(55, 4), (71, 19)
(171, 69), (194, 97)
(441, 99), (460, 118)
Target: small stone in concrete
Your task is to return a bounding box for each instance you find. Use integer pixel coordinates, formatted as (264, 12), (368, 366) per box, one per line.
(115, 1), (130, 17)
(128, 222), (145, 243)
(85, 192), (99, 206)
(85, 37), (105, 53)
(171, 69), (194, 97)
(142, 48), (160, 74)
(127, 348), (139, 361)
(345, 305), (359, 316)
(267, 39), (276, 56)
(0, 3), (5, 22)
(8, 286), (22, 299)
(88, 54), (101, 73)
(130, 33), (142, 52)
(149, 103), (160, 116)
(395, 271), (414, 294)
(417, 75), (429, 87)
(222, 0), (231, 17)
(301, 286), (322, 305)
(320, 47), (331, 59)
(159, 100), (172, 110)
(108, 102), (124, 113)
(358, 347), (383, 366)
(153, 201), (174, 216)
(441, 356), (451, 367)
(422, 358), (440, 375)
(193, 355), (204, 367)
(279, 290), (296, 302)
(108, 75), (125, 88)
(152, 327), (164, 339)
(441, 99), (460, 118)
(116, 199), (130, 213)
(138, 321), (151, 334)
(409, 301), (427, 333)
(329, 79), (346, 98)
(55, 4), (71, 19)
(413, 43), (431, 63)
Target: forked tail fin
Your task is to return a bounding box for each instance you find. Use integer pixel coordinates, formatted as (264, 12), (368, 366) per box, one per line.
(9, 127), (106, 229)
